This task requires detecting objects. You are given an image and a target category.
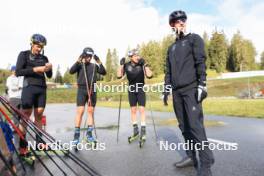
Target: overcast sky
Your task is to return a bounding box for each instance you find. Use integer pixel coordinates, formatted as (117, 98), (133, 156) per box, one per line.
(0, 0), (263, 74)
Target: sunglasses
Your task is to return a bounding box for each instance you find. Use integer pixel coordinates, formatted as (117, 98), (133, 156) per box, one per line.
(174, 19), (187, 23)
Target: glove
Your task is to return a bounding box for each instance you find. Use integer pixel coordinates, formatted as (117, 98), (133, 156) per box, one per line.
(138, 58), (145, 66)
(120, 57), (126, 65)
(163, 92), (169, 106)
(196, 85), (207, 103)
(93, 54), (100, 62)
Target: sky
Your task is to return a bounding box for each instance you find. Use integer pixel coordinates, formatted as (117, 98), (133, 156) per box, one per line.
(0, 0), (263, 74)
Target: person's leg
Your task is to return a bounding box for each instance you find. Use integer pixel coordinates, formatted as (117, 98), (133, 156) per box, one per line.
(127, 91), (139, 139)
(172, 90), (198, 168)
(18, 108), (32, 155)
(72, 106), (85, 143)
(128, 91), (138, 125)
(73, 88), (87, 142)
(86, 106), (95, 141)
(33, 87), (47, 146)
(33, 107), (45, 146)
(75, 106), (85, 127)
(138, 91), (146, 126)
(87, 106), (94, 126)
(87, 92), (96, 127)
(130, 106), (139, 136)
(139, 106), (145, 125)
(182, 88), (214, 174)
(19, 86), (34, 154)
(130, 106), (137, 124)
(33, 108), (44, 130)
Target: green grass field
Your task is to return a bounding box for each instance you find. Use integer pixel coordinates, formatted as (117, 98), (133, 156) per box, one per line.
(96, 98), (264, 119)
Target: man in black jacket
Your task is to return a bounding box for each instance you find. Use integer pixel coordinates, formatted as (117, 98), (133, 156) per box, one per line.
(163, 11), (214, 176)
(15, 34), (52, 155)
(70, 47), (106, 145)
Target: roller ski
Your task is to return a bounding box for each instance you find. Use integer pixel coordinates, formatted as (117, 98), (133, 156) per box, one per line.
(128, 124), (139, 143)
(19, 148), (35, 167)
(31, 148), (69, 157)
(139, 126), (146, 148)
(82, 126), (97, 149)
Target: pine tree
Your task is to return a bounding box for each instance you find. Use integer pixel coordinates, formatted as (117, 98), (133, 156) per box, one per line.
(63, 67), (76, 84)
(161, 35), (175, 74)
(229, 31), (256, 71)
(105, 49), (113, 82)
(260, 51), (264, 69)
(112, 48), (119, 81)
(54, 65), (63, 84)
(208, 30), (228, 73)
(140, 40), (163, 77)
(203, 32), (210, 69)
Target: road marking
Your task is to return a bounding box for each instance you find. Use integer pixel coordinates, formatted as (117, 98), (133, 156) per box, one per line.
(208, 138), (238, 146)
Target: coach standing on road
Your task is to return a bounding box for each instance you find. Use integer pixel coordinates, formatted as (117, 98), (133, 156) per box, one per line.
(163, 10), (214, 176)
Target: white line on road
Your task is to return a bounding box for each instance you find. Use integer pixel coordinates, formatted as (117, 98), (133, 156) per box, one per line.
(208, 138), (238, 146)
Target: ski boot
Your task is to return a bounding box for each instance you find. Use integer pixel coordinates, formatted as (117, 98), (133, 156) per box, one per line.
(128, 124), (139, 143)
(83, 126), (97, 148)
(139, 126), (146, 148)
(19, 147), (35, 167)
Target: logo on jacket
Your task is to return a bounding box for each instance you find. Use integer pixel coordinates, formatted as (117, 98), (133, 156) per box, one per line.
(181, 40), (187, 47)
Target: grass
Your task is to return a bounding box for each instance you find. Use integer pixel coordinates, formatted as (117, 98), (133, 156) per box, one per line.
(208, 76), (264, 97)
(203, 98), (264, 118)
(96, 98), (264, 119)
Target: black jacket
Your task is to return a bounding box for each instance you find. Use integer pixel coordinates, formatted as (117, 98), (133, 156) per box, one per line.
(15, 50), (52, 87)
(69, 62), (106, 88)
(164, 33), (207, 90)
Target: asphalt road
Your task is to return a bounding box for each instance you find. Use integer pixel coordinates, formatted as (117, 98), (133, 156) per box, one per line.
(18, 104), (264, 176)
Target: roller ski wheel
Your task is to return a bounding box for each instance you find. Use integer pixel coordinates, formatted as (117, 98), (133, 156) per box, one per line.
(21, 152), (35, 167)
(32, 149), (69, 157)
(139, 135), (146, 148)
(128, 133), (139, 144)
(82, 137), (98, 149)
(72, 139), (80, 152)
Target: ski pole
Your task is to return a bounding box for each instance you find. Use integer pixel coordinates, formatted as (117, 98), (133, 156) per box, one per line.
(82, 62), (97, 139)
(142, 64), (158, 143)
(147, 94), (158, 143)
(0, 115), (26, 173)
(0, 102), (77, 176)
(0, 149), (17, 176)
(0, 96), (101, 176)
(116, 93), (122, 143)
(0, 106), (54, 176)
